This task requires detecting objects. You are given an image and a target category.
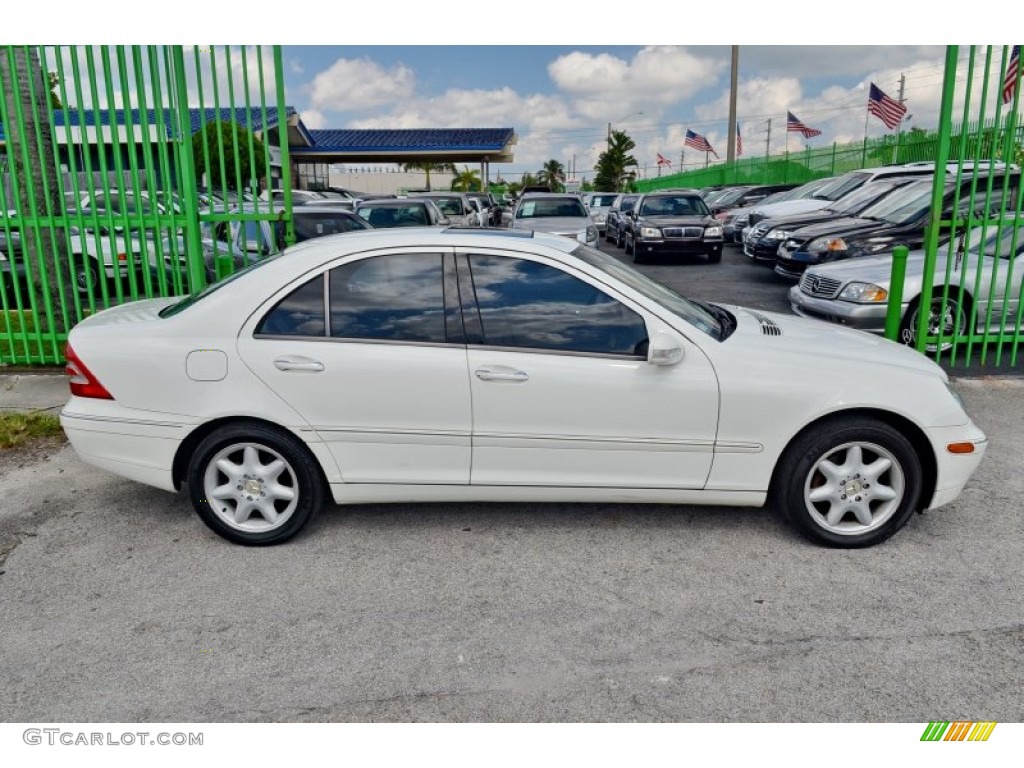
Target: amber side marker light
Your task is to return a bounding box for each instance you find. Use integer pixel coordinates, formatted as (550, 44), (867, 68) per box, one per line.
(946, 442), (976, 454)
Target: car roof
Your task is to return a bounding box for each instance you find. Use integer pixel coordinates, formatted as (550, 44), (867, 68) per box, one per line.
(642, 189), (702, 196)
(356, 198), (431, 207)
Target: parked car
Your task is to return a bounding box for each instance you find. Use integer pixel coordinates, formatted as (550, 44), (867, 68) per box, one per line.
(585, 193), (619, 235)
(621, 190), (724, 263)
(260, 189), (326, 205)
(742, 176), (920, 263)
(789, 218), (1024, 351)
(605, 193), (640, 246)
(354, 198), (450, 228)
(510, 193), (598, 246)
(412, 192), (476, 226)
(60, 228), (987, 549)
(744, 166), (938, 232)
(201, 204), (372, 281)
(774, 171), (1021, 280)
(723, 185), (813, 243)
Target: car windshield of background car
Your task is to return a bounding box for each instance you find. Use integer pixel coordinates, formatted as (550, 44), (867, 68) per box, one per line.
(571, 244), (721, 339)
(813, 172), (871, 201)
(828, 179), (913, 215)
(639, 196), (709, 216)
(517, 199), (587, 219)
(858, 180), (943, 225)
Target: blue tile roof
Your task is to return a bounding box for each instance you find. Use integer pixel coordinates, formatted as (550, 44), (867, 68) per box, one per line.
(0, 106), (296, 142)
(297, 128), (514, 153)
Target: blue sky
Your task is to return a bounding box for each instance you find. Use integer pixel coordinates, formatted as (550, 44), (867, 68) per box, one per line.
(278, 45), (966, 181)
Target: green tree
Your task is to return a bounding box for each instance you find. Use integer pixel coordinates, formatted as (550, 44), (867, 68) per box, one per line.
(401, 161), (457, 192)
(48, 71), (62, 109)
(537, 159), (565, 192)
(192, 120), (267, 192)
(450, 165), (481, 192)
(594, 130), (638, 192)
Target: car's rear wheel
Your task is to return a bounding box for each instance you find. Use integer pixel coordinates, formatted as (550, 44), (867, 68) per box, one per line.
(187, 423), (325, 546)
(899, 293), (969, 353)
(73, 257), (102, 294)
(772, 417), (922, 548)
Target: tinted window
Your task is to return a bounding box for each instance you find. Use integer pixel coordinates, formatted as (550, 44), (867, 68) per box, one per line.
(467, 254), (648, 356)
(329, 254), (446, 343)
(516, 198), (588, 219)
(256, 273), (325, 336)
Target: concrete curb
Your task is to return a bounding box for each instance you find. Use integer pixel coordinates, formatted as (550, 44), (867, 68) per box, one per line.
(0, 374), (68, 412)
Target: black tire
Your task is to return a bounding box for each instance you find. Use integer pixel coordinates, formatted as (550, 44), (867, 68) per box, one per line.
(771, 417), (923, 548)
(187, 422), (326, 546)
(899, 293), (969, 353)
(73, 257), (101, 294)
(707, 247), (722, 264)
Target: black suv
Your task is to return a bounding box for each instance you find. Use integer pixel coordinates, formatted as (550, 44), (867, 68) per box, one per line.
(622, 190), (724, 264)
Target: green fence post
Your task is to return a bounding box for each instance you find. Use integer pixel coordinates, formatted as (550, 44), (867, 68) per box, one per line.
(273, 47), (295, 246)
(884, 245), (909, 342)
(169, 45), (205, 291)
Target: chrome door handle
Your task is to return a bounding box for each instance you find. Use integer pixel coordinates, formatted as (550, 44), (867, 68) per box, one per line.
(273, 356), (325, 372)
(474, 366), (529, 382)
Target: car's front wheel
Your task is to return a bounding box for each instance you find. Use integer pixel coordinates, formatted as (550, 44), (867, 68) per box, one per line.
(187, 422), (325, 545)
(899, 293), (969, 353)
(773, 417), (923, 548)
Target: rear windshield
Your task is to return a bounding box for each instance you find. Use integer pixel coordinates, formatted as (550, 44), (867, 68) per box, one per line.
(516, 198), (587, 219)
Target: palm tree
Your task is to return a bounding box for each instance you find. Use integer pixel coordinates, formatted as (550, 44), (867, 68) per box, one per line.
(536, 159), (566, 192)
(401, 161), (457, 192)
(450, 166), (481, 192)
(594, 130), (638, 192)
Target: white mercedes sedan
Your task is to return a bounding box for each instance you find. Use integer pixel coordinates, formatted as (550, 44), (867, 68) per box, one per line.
(60, 228), (987, 548)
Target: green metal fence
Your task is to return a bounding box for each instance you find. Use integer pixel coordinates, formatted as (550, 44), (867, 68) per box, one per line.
(886, 45), (1024, 368)
(0, 45), (292, 365)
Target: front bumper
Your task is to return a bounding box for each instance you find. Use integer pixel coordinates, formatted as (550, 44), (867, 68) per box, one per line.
(924, 421), (988, 510)
(743, 237), (784, 262)
(634, 238), (723, 257)
(787, 285), (894, 333)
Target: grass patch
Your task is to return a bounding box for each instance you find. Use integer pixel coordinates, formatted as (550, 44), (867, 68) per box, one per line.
(0, 310), (39, 364)
(0, 411), (64, 450)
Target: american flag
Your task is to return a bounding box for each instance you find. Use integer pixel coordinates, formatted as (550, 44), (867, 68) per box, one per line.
(786, 111), (822, 138)
(684, 129), (718, 158)
(867, 82), (907, 130)
(736, 124), (743, 156)
(1003, 45), (1021, 104)
(656, 153), (672, 167)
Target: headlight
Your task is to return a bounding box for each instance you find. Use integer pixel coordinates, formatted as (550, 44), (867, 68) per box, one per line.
(703, 226), (723, 238)
(765, 229), (790, 241)
(639, 227), (661, 238)
(586, 226), (598, 242)
(808, 237), (848, 254)
(838, 282), (889, 303)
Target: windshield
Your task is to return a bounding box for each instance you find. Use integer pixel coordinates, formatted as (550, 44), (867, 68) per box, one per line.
(426, 197), (463, 216)
(828, 179), (911, 215)
(516, 198), (587, 219)
(620, 196), (639, 212)
(715, 187), (754, 206)
(571, 244), (721, 339)
(814, 172), (871, 201)
(588, 194), (617, 208)
(859, 180), (939, 225)
(639, 195), (710, 217)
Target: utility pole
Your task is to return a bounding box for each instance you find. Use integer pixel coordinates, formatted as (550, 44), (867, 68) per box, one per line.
(726, 45), (739, 164)
(892, 72), (906, 163)
(765, 118), (772, 160)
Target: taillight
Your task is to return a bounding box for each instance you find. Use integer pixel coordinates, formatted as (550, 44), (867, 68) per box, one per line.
(64, 343), (114, 400)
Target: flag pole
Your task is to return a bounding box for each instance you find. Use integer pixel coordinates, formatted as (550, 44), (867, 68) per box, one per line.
(892, 72), (906, 164)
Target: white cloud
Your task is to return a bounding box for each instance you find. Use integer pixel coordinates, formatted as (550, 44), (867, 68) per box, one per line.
(299, 108), (326, 129)
(549, 46), (725, 120)
(309, 57), (415, 111)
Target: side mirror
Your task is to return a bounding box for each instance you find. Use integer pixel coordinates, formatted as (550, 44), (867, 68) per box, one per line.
(647, 330), (684, 367)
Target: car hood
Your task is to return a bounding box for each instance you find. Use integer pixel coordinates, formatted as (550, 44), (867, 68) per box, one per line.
(786, 216), (892, 244)
(759, 208), (849, 231)
(513, 218), (590, 234)
(721, 304), (946, 380)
